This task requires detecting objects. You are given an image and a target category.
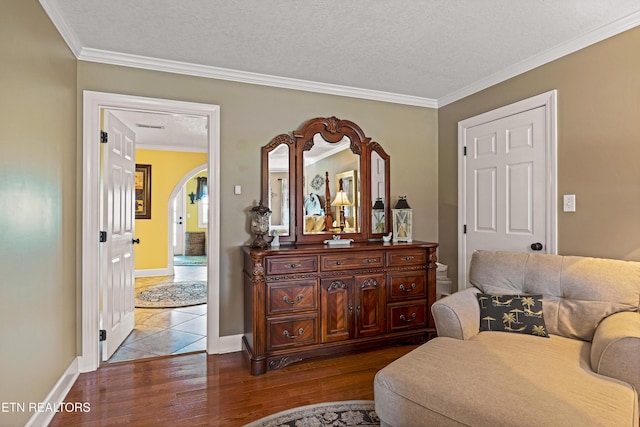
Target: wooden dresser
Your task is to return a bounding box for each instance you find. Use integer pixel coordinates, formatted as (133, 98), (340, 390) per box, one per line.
(242, 241), (438, 375)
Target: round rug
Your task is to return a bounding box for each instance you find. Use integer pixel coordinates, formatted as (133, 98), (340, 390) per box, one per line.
(243, 400), (378, 427)
(134, 281), (207, 308)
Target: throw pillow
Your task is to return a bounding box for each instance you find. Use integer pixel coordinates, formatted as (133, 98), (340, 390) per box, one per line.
(476, 293), (549, 338)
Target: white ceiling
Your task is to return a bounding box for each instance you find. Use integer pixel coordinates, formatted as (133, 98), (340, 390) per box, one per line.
(108, 109), (208, 152)
(41, 1), (640, 149)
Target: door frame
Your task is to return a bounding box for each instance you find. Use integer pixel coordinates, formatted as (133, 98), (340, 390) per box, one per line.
(457, 90), (558, 291)
(166, 164), (207, 276)
(80, 91), (221, 372)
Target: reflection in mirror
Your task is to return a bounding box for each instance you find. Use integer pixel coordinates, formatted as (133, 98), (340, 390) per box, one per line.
(267, 143), (289, 236)
(303, 134), (360, 234)
(335, 170), (358, 232)
(371, 150), (386, 234)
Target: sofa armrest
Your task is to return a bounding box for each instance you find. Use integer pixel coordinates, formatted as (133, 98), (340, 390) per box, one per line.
(431, 287), (481, 340)
(591, 311), (640, 394)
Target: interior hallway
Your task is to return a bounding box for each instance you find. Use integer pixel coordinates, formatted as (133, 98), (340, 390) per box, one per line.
(105, 265), (207, 363)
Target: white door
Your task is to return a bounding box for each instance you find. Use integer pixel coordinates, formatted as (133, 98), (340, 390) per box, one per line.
(459, 91), (557, 290)
(101, 110), (136, 361)
(173, 187), (185, 256)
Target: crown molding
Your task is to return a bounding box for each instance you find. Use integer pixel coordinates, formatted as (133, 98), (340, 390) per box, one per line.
(41, 0), (639, 109)
(78, 48), (439, 108)
(39, 0), (83, 56)
(438, 10), (640, 107)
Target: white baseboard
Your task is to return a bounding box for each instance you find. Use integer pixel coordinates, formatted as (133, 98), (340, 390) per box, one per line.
(135, 268), (171, 278)
(217, 334), (243, 354)
(23, 336), (240, 426)
(25, 357), (80, 427)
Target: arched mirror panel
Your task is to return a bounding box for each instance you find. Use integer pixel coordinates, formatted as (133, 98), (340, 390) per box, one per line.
(261, 116), (390, 245)
(301, 133), (361, 237)
(261, 134), (295, 242)
(369, 141), (391, 238)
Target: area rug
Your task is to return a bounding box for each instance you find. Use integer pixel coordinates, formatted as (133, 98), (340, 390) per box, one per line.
(174, 255), (207, 266)
(134, 281), (207, 308)
(243, 400), (379, 427)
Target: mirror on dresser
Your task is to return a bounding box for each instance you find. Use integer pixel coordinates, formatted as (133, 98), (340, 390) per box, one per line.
(369, 141), (391, 237)
(261, 133), (295, 243)
(261, 116), (390, 244)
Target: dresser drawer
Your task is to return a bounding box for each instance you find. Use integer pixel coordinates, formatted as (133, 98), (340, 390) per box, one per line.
(386, 250), (427, 267)
(321, 251), (384, 271)
(265, 256), (317, 275)
(267, 315), (318, 350)
(388, 272), (426, 301)
(387, 302), (427, 332)
(267, 280), (317, 315)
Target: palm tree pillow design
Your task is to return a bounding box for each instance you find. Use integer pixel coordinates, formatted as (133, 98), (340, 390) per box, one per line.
(476, 294), (549, 338)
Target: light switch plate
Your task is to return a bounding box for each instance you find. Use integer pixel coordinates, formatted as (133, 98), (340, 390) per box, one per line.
(563, 194), (576, 212)
(234, 185), (242, 195)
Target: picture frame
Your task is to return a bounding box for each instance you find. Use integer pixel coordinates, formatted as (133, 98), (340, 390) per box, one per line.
(135, 164), (152, 219)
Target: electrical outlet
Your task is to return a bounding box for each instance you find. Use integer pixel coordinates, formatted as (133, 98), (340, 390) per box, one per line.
(563, 194), (576, 212)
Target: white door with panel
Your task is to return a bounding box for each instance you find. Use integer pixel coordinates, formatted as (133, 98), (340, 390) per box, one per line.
(459, 91), (557, 290)
(101, 111), (137, 361)
(173, 187), (186, 256)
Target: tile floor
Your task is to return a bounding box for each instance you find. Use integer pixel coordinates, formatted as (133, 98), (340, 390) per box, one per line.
(104, 266), (208, 364)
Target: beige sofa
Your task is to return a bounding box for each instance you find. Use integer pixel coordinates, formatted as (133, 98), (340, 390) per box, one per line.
(375, 251), (640, 426)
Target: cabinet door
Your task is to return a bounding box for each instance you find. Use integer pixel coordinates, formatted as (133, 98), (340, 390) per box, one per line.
(321, 278), (353, 343)
(355, 274), (385, 338)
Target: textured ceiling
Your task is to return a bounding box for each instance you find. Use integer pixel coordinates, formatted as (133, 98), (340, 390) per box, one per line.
(109, 110), (208, 151)
(41, 1), (640, 147)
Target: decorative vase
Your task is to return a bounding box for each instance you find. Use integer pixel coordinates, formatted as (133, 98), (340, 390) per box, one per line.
(250, 200), (271, 249)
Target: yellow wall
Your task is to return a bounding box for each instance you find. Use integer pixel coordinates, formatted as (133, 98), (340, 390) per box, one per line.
(135, 150), (207, 270)
(438, 26), (640, 288)
(0, 1), (77, 425)
(185, 171), (209, 234)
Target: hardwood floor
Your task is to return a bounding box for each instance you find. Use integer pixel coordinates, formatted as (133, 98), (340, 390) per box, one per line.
(50, 345), (417, 426)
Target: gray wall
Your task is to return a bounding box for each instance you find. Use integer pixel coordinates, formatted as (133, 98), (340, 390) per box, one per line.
(77, 67), (440, 335)
(438, 26), (640, 288)
(0, 1), (77, 425)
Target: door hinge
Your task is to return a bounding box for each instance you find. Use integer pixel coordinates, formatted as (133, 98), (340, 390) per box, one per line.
(463, 146), (467, 156)
(100, 131), (108, 144)
(99, 231), (107, 242)
(99, 330), (107, 341)
(463, 225), (467, 234)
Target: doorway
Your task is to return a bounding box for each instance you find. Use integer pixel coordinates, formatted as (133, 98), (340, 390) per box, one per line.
(81, 91), (220, 373)
(104, 153), (210, 363)
(458, 90), (558, 290)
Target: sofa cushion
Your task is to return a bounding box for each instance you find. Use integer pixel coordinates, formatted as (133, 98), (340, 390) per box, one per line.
(374, 333), (639, 426)
(477, 293), (549, 337)
(469, 251), (640, 341)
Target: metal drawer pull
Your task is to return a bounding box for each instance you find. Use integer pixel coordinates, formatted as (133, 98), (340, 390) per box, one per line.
(283, 294), (304, 305)
(363, 258), (377, 263)
(287, 263), (301, 269)
(399, 283), (416, 292)
(400, 313), (417, 323)
(283, 328), (304, 339)
(401, 256), (415, 261)
(335, 260), (343, 265)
